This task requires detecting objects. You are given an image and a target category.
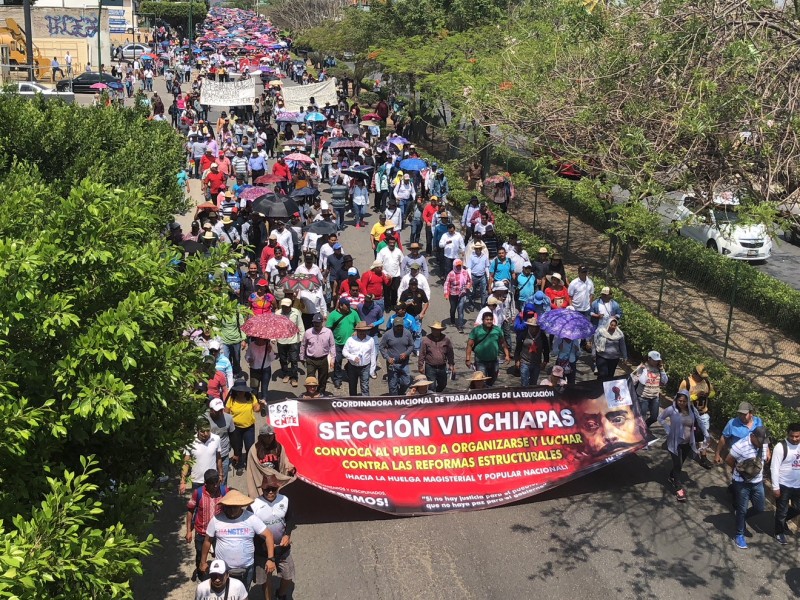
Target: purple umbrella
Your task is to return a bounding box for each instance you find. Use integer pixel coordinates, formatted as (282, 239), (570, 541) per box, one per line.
(537, 308), (596, 340)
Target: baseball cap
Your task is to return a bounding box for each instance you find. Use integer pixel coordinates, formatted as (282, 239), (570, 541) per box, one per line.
(348, 267), (358, 276)
(600, 286), (611, 295)
(751, 425), (768, 445)
(259, 424), (275, 436)
(338, 297), (350, 306)
(209, 398), (224, 411)
(333, 242), (342, 250)
(454, 259), (463, 267)
(737, 402), (754, 414)
(648, 350), (662, 362)
(280, 298), (292, 307)
(312, 312), (324, 323)
(208, 340), (221, 351)
(209, 560), (227, 576)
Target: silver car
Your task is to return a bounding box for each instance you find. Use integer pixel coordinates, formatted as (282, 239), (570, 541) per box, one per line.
(116, 43), (151, 62)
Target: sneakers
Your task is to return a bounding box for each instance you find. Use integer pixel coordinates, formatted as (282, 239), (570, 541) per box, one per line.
(370, 373), (377, 379)
(776, 533), (788, 545)
(355, 223), (361, 228)
(735, 535), (748, 549)
(290, 379), (298, 388)
(675, 488), (687, 502)
(282, 375), (290, 383)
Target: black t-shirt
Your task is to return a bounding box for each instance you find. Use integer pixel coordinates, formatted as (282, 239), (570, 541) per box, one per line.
(399, 289), (429, 316)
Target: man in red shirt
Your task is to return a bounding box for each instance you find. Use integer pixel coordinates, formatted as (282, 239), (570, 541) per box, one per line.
(422, 196), (439, 255)
(361, 260), (391, 312)
(185, 469), (227, 581)
(199, 148), (215, 177)
(204, 163), (226, 201)
(260, 232), (287, 272)
(271, 155), (291, 193)
(216, 151), (231, 179)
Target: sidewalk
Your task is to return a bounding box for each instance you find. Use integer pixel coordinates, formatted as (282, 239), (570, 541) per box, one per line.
(509, 186), (800, 404)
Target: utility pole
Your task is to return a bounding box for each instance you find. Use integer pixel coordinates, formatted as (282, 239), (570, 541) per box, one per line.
(22, 0), (34, 81)
(97, 0), (103, 73)
(188, 0), (192, 47)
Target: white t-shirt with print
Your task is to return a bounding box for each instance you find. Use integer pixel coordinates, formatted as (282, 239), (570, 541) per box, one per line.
(251, 493), (290, 542)
(205, 512), (267, 569)
(194, 576), (248, 600)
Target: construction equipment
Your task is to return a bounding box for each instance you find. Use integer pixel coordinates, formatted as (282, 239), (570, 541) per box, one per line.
(0, 18), (48, 78)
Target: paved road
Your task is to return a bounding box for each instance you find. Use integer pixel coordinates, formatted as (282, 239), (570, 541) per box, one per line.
(67, 75), (797, 600)
(756, 233), (800, 291)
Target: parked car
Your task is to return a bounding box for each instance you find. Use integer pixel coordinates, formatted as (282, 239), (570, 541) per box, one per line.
(650, 190), (772, 261)
(55, 72), (120, 94)
(3, 81), (74, 103)
(115, 43), (151, 62)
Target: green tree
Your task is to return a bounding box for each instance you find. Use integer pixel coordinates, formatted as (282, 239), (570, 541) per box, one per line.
(0, 97), (234, 597)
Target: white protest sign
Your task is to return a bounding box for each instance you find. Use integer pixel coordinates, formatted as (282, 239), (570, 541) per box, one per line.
(200, 77), (256, 107)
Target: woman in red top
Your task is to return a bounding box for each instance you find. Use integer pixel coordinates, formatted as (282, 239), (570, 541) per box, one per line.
(544, 273), (571, 309)
(249, 279), (277, 315)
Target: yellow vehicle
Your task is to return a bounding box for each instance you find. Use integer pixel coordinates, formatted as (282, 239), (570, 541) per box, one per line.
(0, 18), (49, 78)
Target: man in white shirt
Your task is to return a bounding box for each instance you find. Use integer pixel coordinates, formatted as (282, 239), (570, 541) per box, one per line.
(376, 237), (404, 310)
(195, 559), (248, 600)
(201, 490), (275, 588)
(251, 481), (296, 599)
(726, 426), (769, 549)
(771, 423), (800, 545)
(272, 221), (294, 262)
(295, 251), (323, 279)
(342, 321), (375, 396)
(397, 263), (431, 299)
(180, 419), (222, 494)
(438, 223), (465, 276)
(567, 266), (595, 318)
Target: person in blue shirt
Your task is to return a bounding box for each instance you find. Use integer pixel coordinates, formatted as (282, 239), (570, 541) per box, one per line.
(489, 247), (515, 290)
(516, 262), (538, 305)
(248, 152), (267, 184)
(715, 402), (764, 466)
(385, 304), (422, 353)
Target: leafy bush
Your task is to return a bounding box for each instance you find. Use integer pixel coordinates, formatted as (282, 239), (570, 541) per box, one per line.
(139, 1), (208, 24)
(358, 90), (379, 107)
(438, 156), (794, 437)
(0, 98), (230, 597)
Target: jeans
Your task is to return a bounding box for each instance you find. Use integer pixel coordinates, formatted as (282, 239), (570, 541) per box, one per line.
(193, 533), (208, 569)
(346, 362), (370, 396)
(425, 225), (433, 255)
(669, 443), (692, 483)
(425, 364), (448, 392)
(321, 164), (330, 182)
(222, 342), (242, 375)
(333, 344), (345, 385)
(249, 366), (272, 400)
(354, 203), (366, 224)
(448, 294), (466, 328)
(220, 455), (230, 486)
(229, 425), (255, 467)
(595, 355), (619, 382)
(387, 363), (411, 395)
(411, 218), (423, 244)
(443, 256), (455, 278)
(519, 360), (541, 387)
(334, 207), (346, 229)
(733, 480), (765, 536)
(305, 355), (329, 392)
(639, 395), (660, 426)
(775, 485), (800, 535)
(278, 342), (300, 380)
(475, 360), (499, 386)
(470, 275), (487, 309)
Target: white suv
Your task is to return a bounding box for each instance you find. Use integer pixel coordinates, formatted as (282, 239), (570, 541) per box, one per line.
(652, 191), (772, 261)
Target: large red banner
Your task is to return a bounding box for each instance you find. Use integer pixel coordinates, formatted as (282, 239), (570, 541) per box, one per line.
(270, 380), (646, 515)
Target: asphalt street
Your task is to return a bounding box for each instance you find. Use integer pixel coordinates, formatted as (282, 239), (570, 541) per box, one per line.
(57, 76), (799, 599)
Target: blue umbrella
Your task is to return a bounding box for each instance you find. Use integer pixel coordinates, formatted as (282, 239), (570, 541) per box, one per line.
(399, 158), (426, 172)
(305, 112), (326, 122)
(388, 135), (409, 146)
(537, 309), (596, 340)
(140, 55), (153, 61)
(108, 81), (124, 90)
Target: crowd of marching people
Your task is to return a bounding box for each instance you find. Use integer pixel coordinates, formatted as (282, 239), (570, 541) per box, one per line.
(165, 8), (800, 598)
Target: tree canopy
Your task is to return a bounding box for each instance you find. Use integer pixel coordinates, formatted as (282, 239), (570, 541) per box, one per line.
(0, 96), (230, 598)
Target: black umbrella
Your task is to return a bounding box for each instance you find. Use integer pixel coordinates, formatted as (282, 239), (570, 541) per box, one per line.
(343, 124), (360, 135)
(341, 168), (370, 179)
(252, 195), (300, 219)
(290, 187), (320, 199)
(307, 220), (338, 236)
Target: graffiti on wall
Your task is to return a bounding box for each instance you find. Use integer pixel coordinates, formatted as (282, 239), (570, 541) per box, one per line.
(44, 15), (98, 38)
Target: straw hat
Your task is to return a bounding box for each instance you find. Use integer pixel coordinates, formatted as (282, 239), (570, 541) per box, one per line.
(304, 376), (319, 386)
(219, 489), (254, 507)
(412, 374), (433, 387)
(355, 321), (371, 331)
(430, 321), (446, 330)
(470, 372), (489, 381)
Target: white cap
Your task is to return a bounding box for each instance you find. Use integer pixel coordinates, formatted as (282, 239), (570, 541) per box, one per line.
(280, 298), (292, 307)
(209, 398), (224, 411)
(208, 340), (221, 351)
(209, 559), (227, 575)
(648, 350), (662, 361)
(320, 200), (329, 210)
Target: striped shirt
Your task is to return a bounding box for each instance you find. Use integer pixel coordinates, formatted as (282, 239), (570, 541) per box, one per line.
(730, 436), (769, 483)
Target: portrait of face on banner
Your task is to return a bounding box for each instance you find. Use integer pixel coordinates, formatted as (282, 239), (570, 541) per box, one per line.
(271, 383), (648, 515)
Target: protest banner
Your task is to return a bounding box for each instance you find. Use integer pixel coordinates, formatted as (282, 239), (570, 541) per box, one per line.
(200, 78), (257, 106)
(280, 79), (337, 112)
(271, 380), (647, 515)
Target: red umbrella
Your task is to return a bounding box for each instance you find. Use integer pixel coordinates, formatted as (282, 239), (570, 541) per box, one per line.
(362, 113), (382, 120)
(255, 174), (287, 184)
(241, 313), (299, 339)
(141, 53), (157, 59)
(285, 152), (314, 164)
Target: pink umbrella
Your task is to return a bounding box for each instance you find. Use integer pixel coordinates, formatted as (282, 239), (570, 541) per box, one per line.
(284, 152), (314, 164)
(90, 82), (109, 90)
(240, 186), (272, 202)
(241, 313), (299, 339)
